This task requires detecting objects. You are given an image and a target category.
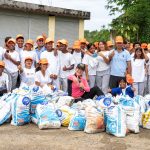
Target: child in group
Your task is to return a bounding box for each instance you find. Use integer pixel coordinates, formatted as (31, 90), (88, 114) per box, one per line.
(68, 63), (104, 102)
(82, 43), (98, 88)
(108, 75), (135, 98)
(18, 57), (36, 87)
(0, 61), (10, 96)
(59, 39), (75, 92)
(35, 58), (54, 90)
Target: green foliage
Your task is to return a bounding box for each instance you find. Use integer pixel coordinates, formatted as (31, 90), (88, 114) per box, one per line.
(106, 0), (150, 42)
(84, 27), (110, 43)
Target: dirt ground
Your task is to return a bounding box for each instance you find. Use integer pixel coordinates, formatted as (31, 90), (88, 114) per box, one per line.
(0, 123), (149, 150)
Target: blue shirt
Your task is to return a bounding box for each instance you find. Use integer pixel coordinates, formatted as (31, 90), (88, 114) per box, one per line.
(110, 49), (131, 77)
(111, 85), (134, 98)
(35, 46), (46, 60)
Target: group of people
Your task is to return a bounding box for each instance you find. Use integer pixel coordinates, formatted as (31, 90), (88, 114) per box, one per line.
(0, 34), (150, 100)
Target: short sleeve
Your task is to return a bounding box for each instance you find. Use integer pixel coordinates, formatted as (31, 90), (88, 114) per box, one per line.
(35, 72), (40, 82)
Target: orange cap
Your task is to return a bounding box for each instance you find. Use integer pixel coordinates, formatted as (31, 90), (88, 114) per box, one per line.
(107, 41), (113, 47)
(36, 35), (44, 41)
(45, 38), (54, 44)
(16, 34), (24, 39)
(80, 38), (87, 44)
(39, 58), (48, 65)
(115, 36), (123, 43)
(7, 38), (16, 44)
(0, 61), (5, 67)
(25, 57), (33, 61)
(73, 40), (81, 49)
(126, 74), (134, 84)
(59, 39), (68, 46)
(25, 39), (34, 46)
(141, 43), (148, 49)
(148, 44), (150, 49)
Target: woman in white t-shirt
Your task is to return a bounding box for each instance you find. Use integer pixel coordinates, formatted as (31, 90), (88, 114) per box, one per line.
(35, 58), (54, 90)
(131, 47), (149, 96)
(18, 57), (36, 87)
(96, 41), (110, 94)
(82, 44), (98, 88)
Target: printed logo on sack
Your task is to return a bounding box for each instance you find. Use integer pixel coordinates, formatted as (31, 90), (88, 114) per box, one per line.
(107, 117), (117, 133)
(56, 109), (62, 117)
(32, 86), (39, 92)
(41, 101), (48, 105)
(103, 98), (111, 106)
(22, 97), (30, 106)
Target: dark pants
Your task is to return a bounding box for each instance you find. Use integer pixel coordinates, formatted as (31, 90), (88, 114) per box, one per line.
(74, 86), (104, 103)
(109, 75), (126, 89)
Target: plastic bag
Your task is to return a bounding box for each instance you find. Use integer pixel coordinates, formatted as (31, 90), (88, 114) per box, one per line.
(68, 111), (86, 131)
(30, 86), (48, 114)
(144, 95), (150, 111)
(0, 101), (11, 125)
(105, 105), (127, 137)
(36, 102), (61, 129)
(95, 96), (114, 110)
(142, 109), (150, 129)
(11, 94), (30, 126)
(56, 96), (74, 108)
(31, 114), (38, 125)
(84, 107), (105, 134)
(59, 106), (76, 127)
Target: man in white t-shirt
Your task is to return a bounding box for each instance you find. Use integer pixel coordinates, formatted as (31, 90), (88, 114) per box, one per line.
(0, 61), (10, 96)
(59, 39), (75, 92)
(40, 38), (60, 88)
(3, 38), (20, 90)
(15, 34), (24, 55)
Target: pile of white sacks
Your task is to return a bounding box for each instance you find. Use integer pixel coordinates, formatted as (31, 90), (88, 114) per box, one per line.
(0, 85), (150, 138)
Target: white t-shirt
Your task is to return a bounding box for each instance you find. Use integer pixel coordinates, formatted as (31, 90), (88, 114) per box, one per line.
(147, 53), (150, 75)
(4, 50), (20, 73)
(40, 51), (60, 75)
(20, 68), (36, 87)
(131, 58), (145, 82)
(82, 54), (98, 75)
(20, 50), (39, 68)
(59, 51), (75, 78)
(96, 51), (110, 72)
(15, 45), (23, 56)
(72, 51), (83, 74)
(0, 72), (9, 91)
(0, 47), (5, 61)
(35, 70), (52, 85)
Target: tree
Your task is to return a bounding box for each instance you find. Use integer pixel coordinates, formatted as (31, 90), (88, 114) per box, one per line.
(106, 0), (150, 42)
(84, 27), (110, 43)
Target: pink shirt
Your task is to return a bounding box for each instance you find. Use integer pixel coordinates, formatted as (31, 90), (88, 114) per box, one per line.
(68, 75), (90, 98)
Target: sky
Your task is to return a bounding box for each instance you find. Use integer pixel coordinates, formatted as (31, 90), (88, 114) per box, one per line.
(14, 0), (119, 31)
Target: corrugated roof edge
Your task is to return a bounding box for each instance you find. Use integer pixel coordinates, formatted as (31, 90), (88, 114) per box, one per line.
(0, 0), (90, 20)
